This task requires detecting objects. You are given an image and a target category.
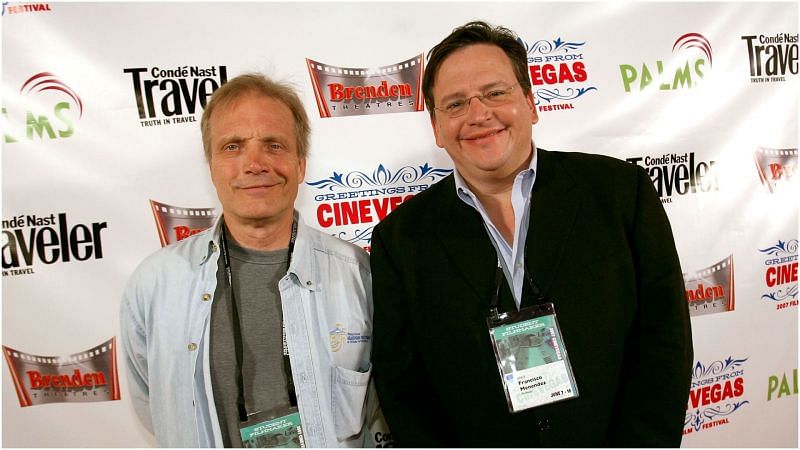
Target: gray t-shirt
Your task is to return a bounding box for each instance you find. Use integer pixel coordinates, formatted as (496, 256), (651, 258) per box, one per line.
(210, 233), (291, 447)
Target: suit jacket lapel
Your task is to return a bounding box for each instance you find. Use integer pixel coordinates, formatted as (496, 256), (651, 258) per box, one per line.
(434, 176), (498, 305)
(526, 149), (581, 299)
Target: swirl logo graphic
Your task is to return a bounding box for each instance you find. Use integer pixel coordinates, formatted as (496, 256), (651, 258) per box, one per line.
(673, 33), (713, 68)
(20, 72), (83, 118)
(307, 163), (451, 191)
(685, 356), (749, 433)
(759, 239), (798, 306)
(306, 163), (452, 248)
(518, 36), (596, 111)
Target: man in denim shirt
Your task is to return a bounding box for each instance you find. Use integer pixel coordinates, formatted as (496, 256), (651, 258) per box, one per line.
(121, 73), (389, 447)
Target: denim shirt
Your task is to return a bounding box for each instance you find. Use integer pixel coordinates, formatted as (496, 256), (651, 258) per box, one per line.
(120, 212), (387, 447)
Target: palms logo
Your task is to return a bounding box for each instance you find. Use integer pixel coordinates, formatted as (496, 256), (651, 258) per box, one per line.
(619, 32), (713, 92)
(3, 72), (83, 142)
(21, 72), (83, 117)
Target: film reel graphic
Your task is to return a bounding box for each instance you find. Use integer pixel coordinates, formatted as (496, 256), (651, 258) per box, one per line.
(753, 147), (798, 193)
(2, 337), (120, 407)
(684, 255), (735, 317)
(306, 54), (425, 118)
(149, 200), (217, 247)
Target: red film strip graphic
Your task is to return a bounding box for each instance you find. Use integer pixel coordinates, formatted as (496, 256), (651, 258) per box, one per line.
(306, 54), (425, 118)
(753, 147), (798, 193)
(149, 199), (217, 247)
(2, 337), (120, 407)
(684, 255), (735, 317)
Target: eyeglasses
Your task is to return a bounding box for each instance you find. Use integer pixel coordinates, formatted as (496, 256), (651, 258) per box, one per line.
(434, 85), (518, 118)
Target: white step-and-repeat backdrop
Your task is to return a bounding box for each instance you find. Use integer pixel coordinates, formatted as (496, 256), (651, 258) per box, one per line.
(2, 2), (797, 447)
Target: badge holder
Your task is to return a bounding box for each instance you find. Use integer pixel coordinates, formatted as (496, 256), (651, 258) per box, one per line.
(486, 264), (579, 413)
(239, 408), (305, 448)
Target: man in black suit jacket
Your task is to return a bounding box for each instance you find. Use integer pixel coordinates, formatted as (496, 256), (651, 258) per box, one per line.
(370, 21), (693, 447)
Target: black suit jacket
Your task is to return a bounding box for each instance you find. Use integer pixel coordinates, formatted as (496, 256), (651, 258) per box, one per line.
(370, 149), (693, 447)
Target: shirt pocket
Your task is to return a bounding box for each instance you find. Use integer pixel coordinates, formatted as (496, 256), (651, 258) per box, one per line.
(331, 363), (371, 442)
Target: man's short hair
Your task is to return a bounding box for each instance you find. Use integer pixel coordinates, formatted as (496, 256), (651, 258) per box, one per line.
(200, 73), (311, 162)
(422, 21), (532, 118)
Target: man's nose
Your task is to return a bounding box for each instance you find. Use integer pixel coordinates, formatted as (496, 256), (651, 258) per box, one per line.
(464, 96), (491, 122)
(243, 144), (270, 173)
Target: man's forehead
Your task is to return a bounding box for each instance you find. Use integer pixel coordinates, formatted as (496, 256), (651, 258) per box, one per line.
(433, 44), (515, 94)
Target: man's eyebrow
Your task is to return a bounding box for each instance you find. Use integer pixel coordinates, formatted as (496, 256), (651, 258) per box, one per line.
(217, 134), (245, 144)
(438, 81), (507, 104)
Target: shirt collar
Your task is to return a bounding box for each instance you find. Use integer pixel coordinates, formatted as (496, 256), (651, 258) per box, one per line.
(201, 211), (317, 291)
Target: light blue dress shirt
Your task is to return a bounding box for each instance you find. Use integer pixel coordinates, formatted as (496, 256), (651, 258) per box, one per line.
(120, 212), (388, 447)
(454, 144), (538, 309)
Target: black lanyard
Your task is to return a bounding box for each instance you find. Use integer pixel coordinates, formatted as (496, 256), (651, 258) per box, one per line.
(489, 257), (548, 321)
(219, 219), (299, 422)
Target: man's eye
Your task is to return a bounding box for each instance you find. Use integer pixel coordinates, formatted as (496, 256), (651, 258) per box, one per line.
(487, 89), (507, 98)
(223, 144), (239, 152)
(268, 142), (286, 152)
(445, 100), (464, 111)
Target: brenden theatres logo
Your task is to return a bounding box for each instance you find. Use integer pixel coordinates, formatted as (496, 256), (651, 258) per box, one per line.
(684, 356), (749, 436)
(758, 239), (798, 310)
(753, 147), (797, 193)
(2, 337), (121, 407)
(306, 55), (424, 118)
(3, 72), (82, 143)
(150, 200), (217, 247)
(683, 255), (735, 317)
(518, 37), (596, 112)
(741, 33), (798, 83)
(2, 212), (108, 277)
(620, 33), (711, 92)
(122, 65), (228, 127)
(306, 163), (451, 251)
(626, 152), (719, 204)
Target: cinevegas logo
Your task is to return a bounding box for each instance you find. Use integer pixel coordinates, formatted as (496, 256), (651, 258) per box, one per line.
(2, 337), (121, 407)
(626, 152), (719, 204)
(3, 72), (82, 143)
(306, 54), (424, 118)
(758, 239), (798, 310)
(620, 33), (711, 92)
(150, 200), (217, 247)
(2, 2), (51, 15)
(684, 356), (749, 435)
(741, 33), (798, 83)
(2, 212), (108, 277)
(518, 37), (596, 112)
(683, 255), (735, 317)
(123, 65), (228, 127)
(306, 163), (452, 251)
(753, 147), (797, 193)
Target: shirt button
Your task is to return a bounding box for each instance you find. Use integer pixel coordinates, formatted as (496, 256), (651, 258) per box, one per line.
(202, 293), (211, 302)
(537, 418), (550, 431)
(210, 243), (218, 253)
(306, 281), (313, 287)
(187, 343), (197, 351)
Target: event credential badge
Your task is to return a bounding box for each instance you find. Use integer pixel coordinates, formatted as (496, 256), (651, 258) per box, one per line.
(487, 303), (579, 412)
(239, 410), (305, 448)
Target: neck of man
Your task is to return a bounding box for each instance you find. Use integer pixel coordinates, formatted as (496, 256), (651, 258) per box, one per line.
(460, 148), (534, 245)
(222, 212), (294, 251)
